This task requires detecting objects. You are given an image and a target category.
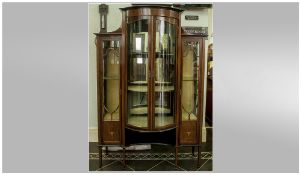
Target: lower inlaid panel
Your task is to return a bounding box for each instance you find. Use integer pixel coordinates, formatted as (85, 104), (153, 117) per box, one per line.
(180, 121), (198, 145)
(103, 121), (121, 144)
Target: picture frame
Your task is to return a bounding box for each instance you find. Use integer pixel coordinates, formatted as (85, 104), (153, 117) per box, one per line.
(133, 33), (145, 52)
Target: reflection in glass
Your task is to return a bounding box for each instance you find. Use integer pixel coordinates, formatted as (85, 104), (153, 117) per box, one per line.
(127, 19), (149, 128)
(154, 19), (176, 128)
(103, 40), (120, 121)
(181, 41), (199, 121)
(135, 37), (142, 51)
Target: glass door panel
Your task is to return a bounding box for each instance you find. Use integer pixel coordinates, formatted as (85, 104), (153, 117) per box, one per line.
(181, 41), (200, 121)
(103, 40), (120, 121)
(154, 19), (176, 128)
(127, 19), (149, 128)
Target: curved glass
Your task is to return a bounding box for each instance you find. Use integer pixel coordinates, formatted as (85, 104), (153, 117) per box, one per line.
(181, 41), (199, 121)
(154, 19), (176, 128)
(127, 19), (149, 128)
(103, 40), (120, 121)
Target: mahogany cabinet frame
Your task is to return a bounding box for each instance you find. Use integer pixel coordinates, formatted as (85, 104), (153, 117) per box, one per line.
(94, 5), (207, 168)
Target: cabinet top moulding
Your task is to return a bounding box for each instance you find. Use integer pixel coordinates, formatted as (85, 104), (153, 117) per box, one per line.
(120, 5), (183, 18)
(181, 28), (208, 37)
(94, 28), (122, 36)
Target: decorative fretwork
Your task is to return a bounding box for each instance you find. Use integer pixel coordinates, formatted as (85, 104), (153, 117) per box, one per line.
(182, 41), (200, 120)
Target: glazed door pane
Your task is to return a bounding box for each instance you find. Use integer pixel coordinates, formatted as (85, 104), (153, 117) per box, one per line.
(181, 41), (200, 121)
(154, 19), (176, 128)
(102, 40), (120, 121)
(127, 19), (149, 128)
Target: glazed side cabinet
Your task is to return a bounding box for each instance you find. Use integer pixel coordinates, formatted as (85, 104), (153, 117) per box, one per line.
(94, 5), (207, 167)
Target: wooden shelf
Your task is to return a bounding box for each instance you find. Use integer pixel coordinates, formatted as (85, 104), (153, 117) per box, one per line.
(127, 115), (174, 128)
(130, 52), (149, 55)
(182, 76), (198, 81)
(155, 115), (174, 128)
(129, 81), (148, 85)
(129, 52), (175, 57)
(128, 115), (148, 128)
(155, 52), (175, 56)
(104, 76), (119, 80)
(130, 107), (171, 115)
(128, 85), (174, 92)
(155, 85), (175, 92)
(130, 81), (172, 85)
(128, 85), (148, 92)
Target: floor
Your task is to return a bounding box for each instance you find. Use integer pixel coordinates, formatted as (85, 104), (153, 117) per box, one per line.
(89, 128), (212, 171)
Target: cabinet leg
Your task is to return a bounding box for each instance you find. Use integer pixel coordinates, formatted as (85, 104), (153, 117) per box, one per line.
(105, 146), (108, 155)
(122, 147), (126, 167)
(192, 146), (195, 156)
(99, 146), (102, 168)
(197, 146), (201, 167)
(175, 146), (179, 166)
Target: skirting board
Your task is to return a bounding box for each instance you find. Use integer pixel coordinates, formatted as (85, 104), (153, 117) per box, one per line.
(89, 128), (98, 142)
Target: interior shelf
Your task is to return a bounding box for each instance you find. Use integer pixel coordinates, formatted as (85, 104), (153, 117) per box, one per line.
(182, 76), (198, 81)
(104, 76), (120, 80)
(127, 115), (174, 128)
(155, 116), (174, 127)
(130, 81), (172, 85)
(130, 52), (149, 55)
(155, 52), (175, 56)
(128, 85), (174, 92)
(130, 107), (171, 115)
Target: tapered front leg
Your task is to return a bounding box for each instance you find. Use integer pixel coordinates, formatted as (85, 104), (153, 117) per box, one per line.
(105, 146), (108, 155)
(122, 147), (126, 167)
(99, 146), (102, 168)
(192, 146), (195, 156)
(175, 146), (179, 166)
(197, 146), (201, 167)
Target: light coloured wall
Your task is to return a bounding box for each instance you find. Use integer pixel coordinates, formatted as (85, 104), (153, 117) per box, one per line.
(89, 4), (213, 142)
(181, 9), (209, 27)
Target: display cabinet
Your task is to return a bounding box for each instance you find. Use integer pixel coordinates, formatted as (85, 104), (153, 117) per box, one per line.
(179, 30), (206, 161)
(95, 5), (207, 168)
(95, 29), (122, 167)
(125, 8), (177, 131)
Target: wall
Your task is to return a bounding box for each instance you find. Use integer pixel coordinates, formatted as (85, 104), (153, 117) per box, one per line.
(89, 3), (213, 142)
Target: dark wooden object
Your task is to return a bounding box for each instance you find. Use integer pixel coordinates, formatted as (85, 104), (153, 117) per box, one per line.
(206, 43), (213, 126)
(99, 4), (108, 33)
(95, 5), (207, 168)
